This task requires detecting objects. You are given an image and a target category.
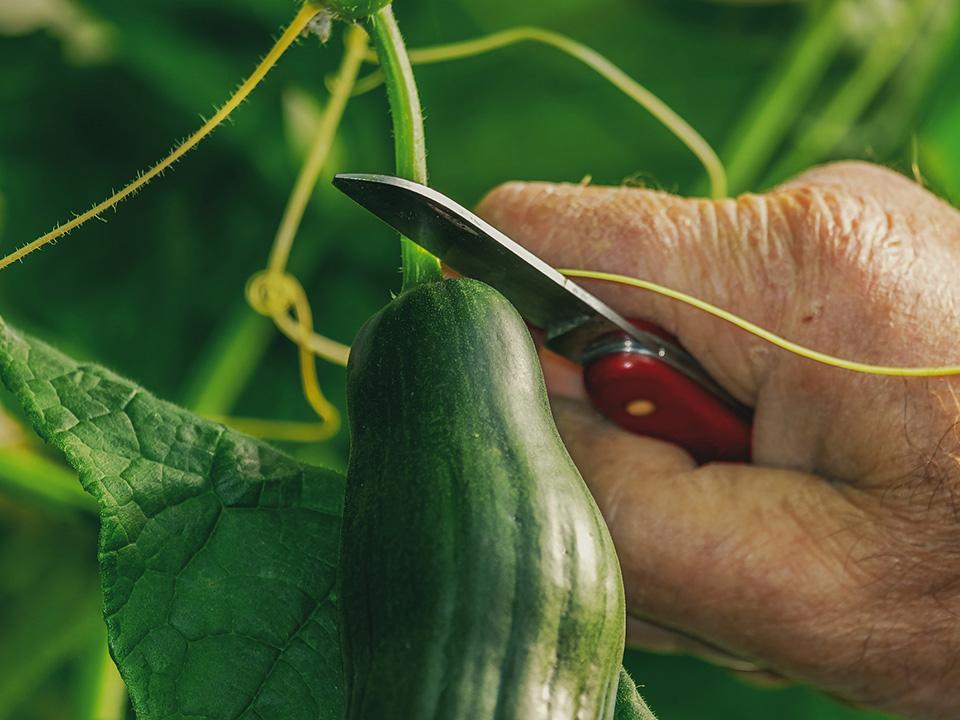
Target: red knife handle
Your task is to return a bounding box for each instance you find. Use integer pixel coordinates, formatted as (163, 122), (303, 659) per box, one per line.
(583, 323), (752, 464)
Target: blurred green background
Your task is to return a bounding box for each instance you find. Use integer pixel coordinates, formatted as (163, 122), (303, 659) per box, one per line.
(1, 0), (958, 717)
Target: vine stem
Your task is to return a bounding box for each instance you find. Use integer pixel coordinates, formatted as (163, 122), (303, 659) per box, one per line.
(0, 2), (323, 272)
(368, 6), (442, 290)
(716, 0), (848, 193)
(357, 26), (727, 199)
(559, 268), (960, 377)
(763, 0), (930, 185)
(865, 0), (960, 159)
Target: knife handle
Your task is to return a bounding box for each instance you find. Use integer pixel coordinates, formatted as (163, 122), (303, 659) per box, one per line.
(582, 322), (752, 464)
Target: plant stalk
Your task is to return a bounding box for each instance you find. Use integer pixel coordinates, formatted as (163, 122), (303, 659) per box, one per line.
(764, 0), (927, 185)
(368, 6), (442, 291)
(862, 0), (959, 159)
(717, 0), (848, 193)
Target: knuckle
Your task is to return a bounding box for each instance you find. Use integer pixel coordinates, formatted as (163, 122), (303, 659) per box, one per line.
(475, 180), (536, 223)
(766, 179), (919, 314)
(786, 160), (912, 190)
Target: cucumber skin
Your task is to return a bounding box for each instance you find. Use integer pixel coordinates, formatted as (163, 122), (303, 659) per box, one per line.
(329, 0), (391, 21)
(341, 279), (626, 720)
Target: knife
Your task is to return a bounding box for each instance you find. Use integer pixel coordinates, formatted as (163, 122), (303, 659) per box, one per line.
(333, 172), (752, 464)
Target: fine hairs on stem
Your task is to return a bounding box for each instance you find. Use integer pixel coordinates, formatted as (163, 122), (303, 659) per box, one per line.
(241, 5), (443, 443)
(356, 26), (728, 199)
(368, 5), (443, 289)
(0, 2), (324, 272)
(0, 1), (347, 444)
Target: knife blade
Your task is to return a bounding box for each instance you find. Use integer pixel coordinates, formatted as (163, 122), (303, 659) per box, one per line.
(334, 175), (685, 364)
(332, 172), (753, 462)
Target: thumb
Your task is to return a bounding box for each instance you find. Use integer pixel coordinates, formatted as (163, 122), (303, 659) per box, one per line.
(549, 397), (903, 708)
(475, 179), (805, 405)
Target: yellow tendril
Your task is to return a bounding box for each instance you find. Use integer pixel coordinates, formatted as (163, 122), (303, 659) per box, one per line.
(208, 416), (345, 444)
(357, 26), (727, 199)
(245, 271), (344, 440)
(244, 25), (369, 442)
(269, 25), (369, 275)
(0, 2), (324, 271)
(560, 268), (960, 378)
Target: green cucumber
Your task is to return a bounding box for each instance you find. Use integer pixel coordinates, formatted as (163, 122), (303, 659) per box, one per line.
(327, 0), (392, 21)
(341, 278), (626, 719)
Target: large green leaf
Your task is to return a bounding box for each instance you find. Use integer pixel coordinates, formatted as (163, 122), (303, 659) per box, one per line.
(0, 318), (345, 720)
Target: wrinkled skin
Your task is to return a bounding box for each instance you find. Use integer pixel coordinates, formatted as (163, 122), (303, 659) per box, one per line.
(478, 162), (960, 720)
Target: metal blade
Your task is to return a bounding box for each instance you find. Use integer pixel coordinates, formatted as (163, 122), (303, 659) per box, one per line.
(332, 173), (650, 363)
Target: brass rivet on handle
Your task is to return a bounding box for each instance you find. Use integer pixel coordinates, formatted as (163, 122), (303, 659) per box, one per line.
(626, 399), (657, 417)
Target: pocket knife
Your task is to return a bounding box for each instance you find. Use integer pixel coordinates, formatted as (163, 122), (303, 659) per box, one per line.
(333, 173), (752, 464)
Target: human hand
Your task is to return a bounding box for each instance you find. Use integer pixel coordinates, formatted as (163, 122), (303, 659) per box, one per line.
(477, 162), (960, 719)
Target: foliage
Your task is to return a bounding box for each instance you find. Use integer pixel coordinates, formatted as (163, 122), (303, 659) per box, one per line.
(0, 318), (345, 720)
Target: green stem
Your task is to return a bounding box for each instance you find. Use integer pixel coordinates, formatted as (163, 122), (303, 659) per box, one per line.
(863, 0), (960, 159)
(368, 6), (442, 291)
(717, 0), (848, 193)
(763, 1), (926, 186)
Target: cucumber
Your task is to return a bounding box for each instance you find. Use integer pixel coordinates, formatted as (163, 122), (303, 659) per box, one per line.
(341, 278), (626, 719)
(327, 0), (392, 21)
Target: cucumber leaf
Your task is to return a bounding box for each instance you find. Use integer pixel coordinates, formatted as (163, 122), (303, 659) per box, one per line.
(0, 318), (345, 720)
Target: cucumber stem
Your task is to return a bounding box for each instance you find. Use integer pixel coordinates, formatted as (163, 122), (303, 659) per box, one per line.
(368, 6), (443, 290)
